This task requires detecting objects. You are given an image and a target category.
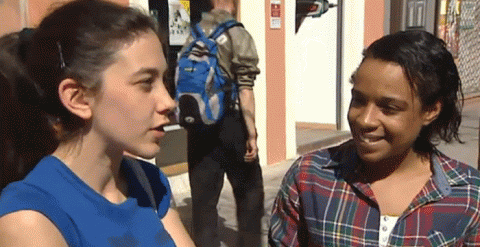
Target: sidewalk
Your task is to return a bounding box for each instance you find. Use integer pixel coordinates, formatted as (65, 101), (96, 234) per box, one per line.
(436, 96), (480, 168)
(169, 128), (351, 246)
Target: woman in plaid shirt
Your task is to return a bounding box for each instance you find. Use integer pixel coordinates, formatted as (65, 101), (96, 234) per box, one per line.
(269, 30), (480, 246)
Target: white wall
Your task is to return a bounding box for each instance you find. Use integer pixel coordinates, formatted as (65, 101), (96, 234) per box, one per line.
(293, 0), (338, 125)
(291, 0), (366, 131)
(341, 0), (365, 130)
(285, 0), (297, 159)
(129, 0), (148, 12)
(239, 0), (267, 165)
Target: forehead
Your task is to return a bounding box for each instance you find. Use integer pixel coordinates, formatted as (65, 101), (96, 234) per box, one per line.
(113, 31), (165, 67)
(103, 31), (165, 76)
(353, 58), (416, 99)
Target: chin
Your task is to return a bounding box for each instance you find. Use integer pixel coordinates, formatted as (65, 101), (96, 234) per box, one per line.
(355, 149), (386, 166)
(127, 145), (160, 161)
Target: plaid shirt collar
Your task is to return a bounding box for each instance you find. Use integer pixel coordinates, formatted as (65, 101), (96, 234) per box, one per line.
(322, 145), (469, 214)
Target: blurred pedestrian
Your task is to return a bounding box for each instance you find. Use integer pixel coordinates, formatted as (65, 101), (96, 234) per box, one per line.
(179, 0), (264, 246)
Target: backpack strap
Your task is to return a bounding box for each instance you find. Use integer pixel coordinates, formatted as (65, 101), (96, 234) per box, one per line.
(209, 20), (243, 109)
(209, 20), (244, 40)
(125, 157), (158, 214)
(192, 23), (206, 40)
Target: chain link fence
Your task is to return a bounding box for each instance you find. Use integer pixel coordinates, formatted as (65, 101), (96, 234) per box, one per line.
(458, 0), (480, 97)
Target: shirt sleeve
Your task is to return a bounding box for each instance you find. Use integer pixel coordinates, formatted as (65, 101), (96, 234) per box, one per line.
(0, 183), (82, 246)
(229, 26), (260, 90)
(269, 162), (305, 247)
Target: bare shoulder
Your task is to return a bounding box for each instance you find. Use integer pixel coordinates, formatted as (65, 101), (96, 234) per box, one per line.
(0, 210), (68, 246)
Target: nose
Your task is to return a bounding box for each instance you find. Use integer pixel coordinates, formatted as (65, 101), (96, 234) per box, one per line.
(356, 103), (379, 129)
(155, 84), (176, 116)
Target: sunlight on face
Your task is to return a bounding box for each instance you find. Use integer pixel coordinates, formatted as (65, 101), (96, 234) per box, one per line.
(90, 30), (175, 159)
(348, 58), (431, 166)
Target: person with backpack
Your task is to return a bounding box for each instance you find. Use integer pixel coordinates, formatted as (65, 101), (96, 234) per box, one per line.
(175, 0), (264, 246)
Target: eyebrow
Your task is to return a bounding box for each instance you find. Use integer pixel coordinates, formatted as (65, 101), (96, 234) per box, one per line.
(351, 88), (409, 107)
(131, 67), (161, 78)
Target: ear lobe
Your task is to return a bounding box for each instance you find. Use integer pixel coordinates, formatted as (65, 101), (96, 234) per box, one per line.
(58, 78), (92, 120)
(423, 101), (442, 126)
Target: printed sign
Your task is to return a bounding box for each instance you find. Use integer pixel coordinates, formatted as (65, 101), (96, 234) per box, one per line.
(270, 0), (281, 29)
(169, 0), (191, 46)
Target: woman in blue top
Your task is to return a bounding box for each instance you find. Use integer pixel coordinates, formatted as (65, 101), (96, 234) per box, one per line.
(0, 0), (194, 246)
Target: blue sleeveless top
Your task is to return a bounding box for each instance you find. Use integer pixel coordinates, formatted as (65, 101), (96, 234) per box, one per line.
(0, 156), (176, 246)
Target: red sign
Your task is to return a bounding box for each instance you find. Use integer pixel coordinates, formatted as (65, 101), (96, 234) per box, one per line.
(271, 4), (281, 17)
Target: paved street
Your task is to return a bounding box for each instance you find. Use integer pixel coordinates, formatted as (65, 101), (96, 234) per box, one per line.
(436, 97), (479, 168)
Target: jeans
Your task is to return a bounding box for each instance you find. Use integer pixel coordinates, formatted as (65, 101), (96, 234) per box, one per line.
(187, 110), (265, 247)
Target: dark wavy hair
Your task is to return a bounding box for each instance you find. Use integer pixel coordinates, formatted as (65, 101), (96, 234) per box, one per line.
(26, 0), (160, 141)
(362, 30), (463, 153)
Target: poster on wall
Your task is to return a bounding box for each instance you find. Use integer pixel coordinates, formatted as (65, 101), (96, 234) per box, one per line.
(169, 0), (190, 46)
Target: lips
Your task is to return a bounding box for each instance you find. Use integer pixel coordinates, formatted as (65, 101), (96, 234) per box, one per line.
(150, 124), (167, 139)
(358, 134), (383, 143)
(153, 125), (165, 132)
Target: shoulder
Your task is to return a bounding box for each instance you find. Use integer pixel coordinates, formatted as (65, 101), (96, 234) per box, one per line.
(282, 140), (355, 187)
(0, 180), (55, 216)
(206, 10), (249, 35)
(134, 159), (171, 189)
(0, 210), (68, 246)
(123, 158), (172, 217)
(137, 159), (172, 217)
(435, 151), (480, 186)
(294, 140), (355, 172)
(208, 9), (236, 24)
(0, 156), (75, 218)
(0, 181), (81, 246)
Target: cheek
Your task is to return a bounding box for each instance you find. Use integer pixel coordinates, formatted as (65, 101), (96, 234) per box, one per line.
(347, 107), (359, 127)
(97, 90), (138, 125)
(385, 116), (422, 142)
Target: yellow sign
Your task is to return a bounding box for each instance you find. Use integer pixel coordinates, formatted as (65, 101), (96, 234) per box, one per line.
(180, 1), (190, 15)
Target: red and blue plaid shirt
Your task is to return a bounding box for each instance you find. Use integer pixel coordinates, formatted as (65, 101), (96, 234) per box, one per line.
(269, 140), (480, 246)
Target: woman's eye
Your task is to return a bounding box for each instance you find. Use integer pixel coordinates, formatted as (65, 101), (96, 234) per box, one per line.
(381, 105), (400, 115)
(138, 77), (154, 91)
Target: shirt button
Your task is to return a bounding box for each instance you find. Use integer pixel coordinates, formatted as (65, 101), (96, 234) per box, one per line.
(384, 216), (388, 221)
(383, 237), (388, 242)
(382, 226), (388, 231)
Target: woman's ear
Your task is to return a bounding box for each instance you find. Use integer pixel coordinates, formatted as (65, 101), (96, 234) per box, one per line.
(422, 101), (442, 126)
(58, 78), (93, 120)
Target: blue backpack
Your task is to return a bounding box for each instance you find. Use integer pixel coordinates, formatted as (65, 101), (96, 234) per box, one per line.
(175, 20), (243, 127)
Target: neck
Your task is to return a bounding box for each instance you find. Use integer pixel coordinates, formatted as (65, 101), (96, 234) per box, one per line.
(359, 149), (431, 183)
(213, 1), (235, 15)
(52, 133), (127, 203)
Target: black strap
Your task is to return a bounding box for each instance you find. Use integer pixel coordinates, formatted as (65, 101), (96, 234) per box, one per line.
(209, 19), (244, 40)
